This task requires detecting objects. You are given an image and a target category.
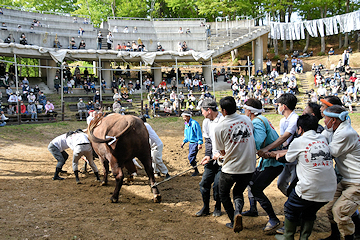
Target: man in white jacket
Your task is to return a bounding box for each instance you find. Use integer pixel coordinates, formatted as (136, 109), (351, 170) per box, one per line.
(322, 105), (360, 240)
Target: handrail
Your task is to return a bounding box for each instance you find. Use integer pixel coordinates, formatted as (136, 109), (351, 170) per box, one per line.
(108, 17), (150, 21)
(153, 18), (206, 22)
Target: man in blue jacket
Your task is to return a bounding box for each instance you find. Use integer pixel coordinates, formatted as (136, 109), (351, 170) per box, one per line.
(180, 111), (203, 176)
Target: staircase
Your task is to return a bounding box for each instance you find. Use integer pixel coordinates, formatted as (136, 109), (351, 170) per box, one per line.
(208, 26), (270, 58)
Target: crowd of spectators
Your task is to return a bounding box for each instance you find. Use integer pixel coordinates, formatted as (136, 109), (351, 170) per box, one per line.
(310, 49), (359, 113)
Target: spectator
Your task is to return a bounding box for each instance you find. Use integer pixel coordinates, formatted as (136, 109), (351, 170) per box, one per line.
(133, 27), (138, 33)
(116, 44), (121, 51)
(78, 39), (86, 49)
(73, 17), (77, 23)
(113, 26), (118, 32)
(4, 34), (15, 43)
(97, 31), (103, 49)
(38, 91), (46, 107)
(185, 28), (191, 34)
(78, 27), (84, 37)
(112, 99), (122, 113)
(123, 26), (129, 33)
(6, 87), (13, 97)
(87, 101), (94, 110)
(27, 92), (36, 103)
(45, 101), (55, 115)
(83, 18), (89, 24)
(94, 100), (101, 110)
(8, 92), (18, 104)
(35, 101), (43, 113)
(107, 32), (113, 49)
(93, 90), (100, 103)
(69, 37), (77, 49)
(178, 27), (184, 34)
(328, 48), (335, 55)
(16, 101), (27, 114)
(182, 41), (188, 51)
(27, 101), (38, 121)
(77, 98), (88, 120)
(7, 104), (15, 115)
(0, 8), (3, 15)
(1, 22), (7, 30)
(101, 79), (106, 93)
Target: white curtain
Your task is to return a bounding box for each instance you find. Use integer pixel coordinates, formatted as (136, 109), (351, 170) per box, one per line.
(323, 17), (334, 35)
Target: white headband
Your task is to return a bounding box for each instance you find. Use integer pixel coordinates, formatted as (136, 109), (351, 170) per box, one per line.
(243, 104), (265, 115)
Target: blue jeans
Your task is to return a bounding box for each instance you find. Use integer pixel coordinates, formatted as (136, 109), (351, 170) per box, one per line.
(199, 162), (221, 203)
(285, 189), (327, 223)
(188, 143), (199, 165)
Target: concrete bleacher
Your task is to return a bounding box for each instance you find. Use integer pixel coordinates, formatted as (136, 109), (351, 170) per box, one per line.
(0, 8), (97, 49)
(107, 18), (207, 52)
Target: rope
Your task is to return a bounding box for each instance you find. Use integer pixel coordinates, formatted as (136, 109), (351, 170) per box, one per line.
(152, 163), (203, 187)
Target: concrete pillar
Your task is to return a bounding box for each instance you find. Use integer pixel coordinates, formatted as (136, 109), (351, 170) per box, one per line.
(153, 66), (162, 86)
(39, 59), (47, 78)
(253, 36), (264, 74)
(47, 60), (57, 90)
(102, 61), (111, 87)
(202, 61), (212, 86)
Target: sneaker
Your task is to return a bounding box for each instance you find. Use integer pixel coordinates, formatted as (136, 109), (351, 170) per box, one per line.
(165, 173), (171, 179)
(225, 222), (233, 229)
(154, 173), (161, 178)
(264, 219), (280, 232)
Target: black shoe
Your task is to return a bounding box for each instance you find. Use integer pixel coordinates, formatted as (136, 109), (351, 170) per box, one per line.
(195, 206), (210, 217)
(60, 170), (68, 174)
(241, 209), (258, 217)
(213, 208), (222, 217)
(191, 168), (199, 177)
(52, 175), (64, 180)
(165, 173), (171, 179)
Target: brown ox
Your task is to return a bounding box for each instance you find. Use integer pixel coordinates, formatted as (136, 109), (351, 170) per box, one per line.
(87, 113), (161, 203)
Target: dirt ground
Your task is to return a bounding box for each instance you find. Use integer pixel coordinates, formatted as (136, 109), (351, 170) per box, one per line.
(0, 118), (339, 240)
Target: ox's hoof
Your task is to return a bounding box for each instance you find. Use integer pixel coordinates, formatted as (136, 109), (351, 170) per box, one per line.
(110, 197), (118, 203)
(101, 181), (107, 186)
(153, 194), (162, 203)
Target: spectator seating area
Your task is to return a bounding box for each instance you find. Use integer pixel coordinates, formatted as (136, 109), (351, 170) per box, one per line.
(107, 18), (207, 52)
(0, 8), (207, 52)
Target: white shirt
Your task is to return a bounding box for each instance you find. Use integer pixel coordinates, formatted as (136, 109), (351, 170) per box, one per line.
(214, 113), (256, 174)
(144, 122), (162, 147)
(202, 112), (224, 157)
(286, 130), (337, 202)
(50, 134), (69, 152)
(66, 132), (90, 150)
(280, 111), (299, 145)
(322, 121), (360, 183)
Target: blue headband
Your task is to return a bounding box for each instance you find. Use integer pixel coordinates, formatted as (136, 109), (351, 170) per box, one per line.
(323, 109), (349, 121)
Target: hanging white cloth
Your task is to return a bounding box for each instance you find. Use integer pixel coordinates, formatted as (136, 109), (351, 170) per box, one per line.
(323, 17), (334, 35)
(300, 22), (305, 39)
(280, 24), (285, 40)
(284, 23), (291, 40)
(270, 23), (275, 39)
(333, 17), (339, 34)
(304, 21), (315, 37)
(317, 19), (325, 37)
(311, 20), (318, 37)
(294, 22), (301, 40)
(336, 15), (344, 32)
(355, 11), (360, 30)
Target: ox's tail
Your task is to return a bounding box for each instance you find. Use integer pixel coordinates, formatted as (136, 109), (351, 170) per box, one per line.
(87, 113), (134, 144)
